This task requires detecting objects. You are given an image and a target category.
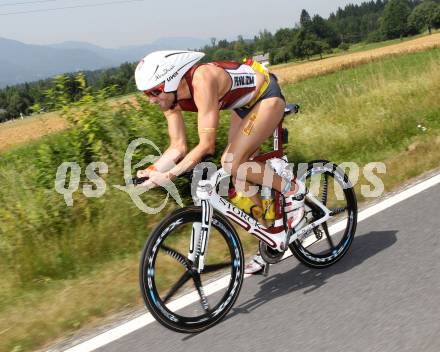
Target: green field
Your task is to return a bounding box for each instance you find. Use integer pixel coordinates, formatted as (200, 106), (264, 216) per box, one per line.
(283, 48), (440, 164)
(1, 47), (440, 352)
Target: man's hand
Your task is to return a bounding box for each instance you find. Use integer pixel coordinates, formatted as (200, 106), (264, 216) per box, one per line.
(136, 166), (155, 180)
(138, 170), (172, 190)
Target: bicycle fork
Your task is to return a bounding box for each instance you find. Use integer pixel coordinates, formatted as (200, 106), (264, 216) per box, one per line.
(189, 182), (214, 273)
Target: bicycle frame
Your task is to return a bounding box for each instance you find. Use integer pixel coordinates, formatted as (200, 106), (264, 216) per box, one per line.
(189, 115), (333, 273)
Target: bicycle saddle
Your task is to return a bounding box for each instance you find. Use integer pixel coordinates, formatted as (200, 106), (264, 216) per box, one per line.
(284, 103), (300, 117)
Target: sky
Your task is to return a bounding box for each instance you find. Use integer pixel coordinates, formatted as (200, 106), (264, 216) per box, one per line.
(0, 0), (366, 48)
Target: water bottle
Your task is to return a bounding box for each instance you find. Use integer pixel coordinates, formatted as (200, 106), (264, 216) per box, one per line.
(228, 188), (263, 220)
(260, 186), (275, 221)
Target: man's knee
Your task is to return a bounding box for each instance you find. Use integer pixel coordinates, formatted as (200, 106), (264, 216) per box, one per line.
(260, 97), (285, 115)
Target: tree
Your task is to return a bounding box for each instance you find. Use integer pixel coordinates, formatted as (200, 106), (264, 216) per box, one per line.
(310, 14), (341, 47)
(380, 0), (412, 39)
(300, 9), (312, 29)
(328, 1), (387, 42)
(255, 30), (274, 53)
(408, 1), (440, 34)
(274, 28), (294, 47)
(213, 48), (235, 61)
(292, 29), (328, 60)
(232, 35), (252, 59)
(314, 40), (332, 59)
(292, 29), (307, 59)
(269, 47), (291, 64)
(7, 91), (21, 118)
(434, 3), (440, 27)
(217, 39), (229, 49)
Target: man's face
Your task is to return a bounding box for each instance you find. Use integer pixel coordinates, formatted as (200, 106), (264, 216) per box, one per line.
(147, 92), (174, 111)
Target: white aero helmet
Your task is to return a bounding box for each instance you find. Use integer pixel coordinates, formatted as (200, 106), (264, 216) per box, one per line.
(135, 50), (205, 93)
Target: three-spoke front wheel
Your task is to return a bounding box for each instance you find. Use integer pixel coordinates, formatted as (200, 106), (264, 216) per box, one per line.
(139, 206), (244, 333)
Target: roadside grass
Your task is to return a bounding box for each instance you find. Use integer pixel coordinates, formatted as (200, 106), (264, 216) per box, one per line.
(0, 225), (259, 352)
(1, 48), (440, 352)
(0, 257), (141, 352)
(283, 48), (440, 166)
(283, 47), (440, 203)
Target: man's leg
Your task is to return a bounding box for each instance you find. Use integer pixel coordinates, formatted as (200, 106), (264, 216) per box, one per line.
(227, 112), (262, 207)
(223, 99), (285, 275)
(222, 97), (286, 192)
(222, 98), (306, 273)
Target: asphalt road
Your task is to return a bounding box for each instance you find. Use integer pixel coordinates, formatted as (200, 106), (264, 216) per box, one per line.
(96, 184), (440, 352)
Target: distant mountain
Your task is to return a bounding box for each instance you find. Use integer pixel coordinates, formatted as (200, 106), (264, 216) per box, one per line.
(49, 37), (209, 63)
(151, 37), (210, 50)
(0, 37), (116, 88)
(0, 37), (209, 88)
(48, 41), (107, 51)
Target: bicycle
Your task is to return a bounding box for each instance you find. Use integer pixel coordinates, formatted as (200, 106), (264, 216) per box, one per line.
(135, 103), (358, 333)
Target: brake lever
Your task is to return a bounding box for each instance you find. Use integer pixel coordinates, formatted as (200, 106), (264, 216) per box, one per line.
(132, 176), (149, 185)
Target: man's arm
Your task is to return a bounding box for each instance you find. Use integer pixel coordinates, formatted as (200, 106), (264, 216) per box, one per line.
(167, 66), (219, 179)
(138, 107), (187, 177)
(153, 108), (188, 171)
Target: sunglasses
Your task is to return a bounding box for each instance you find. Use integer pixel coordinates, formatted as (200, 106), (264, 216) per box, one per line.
(143, 82), (165, 97)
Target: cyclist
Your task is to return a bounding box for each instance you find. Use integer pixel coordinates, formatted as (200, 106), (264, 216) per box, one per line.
(135, 50), (305, 274)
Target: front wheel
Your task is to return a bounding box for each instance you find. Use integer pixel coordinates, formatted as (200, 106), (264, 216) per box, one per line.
(139, 206), (244, 333)
(289, 160), (357, 268)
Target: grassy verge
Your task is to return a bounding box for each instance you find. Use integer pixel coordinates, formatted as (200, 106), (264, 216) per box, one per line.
(1, 48), (440, 352)
(0, 230), (259, 352)
(283, 48), (440, 165)
(282, 47), (440, 203)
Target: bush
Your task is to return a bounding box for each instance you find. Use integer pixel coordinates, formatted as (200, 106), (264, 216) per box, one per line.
(338, 42), (350, 51)
(270, 47), (291, 65)
(366, 30), (385, 43)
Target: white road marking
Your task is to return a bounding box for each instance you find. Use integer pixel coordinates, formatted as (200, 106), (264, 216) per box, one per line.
(64, 173), (440, 352)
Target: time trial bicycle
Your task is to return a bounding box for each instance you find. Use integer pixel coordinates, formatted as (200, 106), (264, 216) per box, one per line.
(135, 103), (357, 333)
